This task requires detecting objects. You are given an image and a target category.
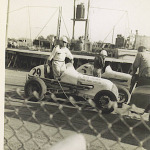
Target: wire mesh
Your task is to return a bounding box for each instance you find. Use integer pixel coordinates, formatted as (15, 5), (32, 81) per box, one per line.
(4, 86), (150, 150)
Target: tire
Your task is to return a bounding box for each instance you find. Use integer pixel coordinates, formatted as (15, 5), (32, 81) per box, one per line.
(117, 86), (130, 104)
(93, 91), (117, 114)
(145, 105), (150, 125)
(24, 78), (47, 101)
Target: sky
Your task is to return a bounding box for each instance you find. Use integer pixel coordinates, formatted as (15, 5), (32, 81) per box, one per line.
(6, 0), (150, 43)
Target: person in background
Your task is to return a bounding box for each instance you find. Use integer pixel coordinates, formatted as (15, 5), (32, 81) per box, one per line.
(47, 36), (73, 79)
(130, 46), (150, 92)
(93, 50), (108, 77)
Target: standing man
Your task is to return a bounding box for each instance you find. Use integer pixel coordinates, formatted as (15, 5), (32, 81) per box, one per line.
(93, 50), (108, 77)
(130, 46), (150, 92)
(47, 36), (73, 79)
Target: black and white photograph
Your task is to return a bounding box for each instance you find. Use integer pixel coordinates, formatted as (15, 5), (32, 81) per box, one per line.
(2, 0), (150, 149)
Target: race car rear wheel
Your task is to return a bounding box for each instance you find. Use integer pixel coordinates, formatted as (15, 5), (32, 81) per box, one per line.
(94, 91), (117, 114)
(117, 86), (130, 104)
(24, 78), (47, 101)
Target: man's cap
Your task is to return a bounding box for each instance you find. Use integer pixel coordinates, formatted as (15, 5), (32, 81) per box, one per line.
(100, 50), (108, 56)
(60, 36), (68, 43)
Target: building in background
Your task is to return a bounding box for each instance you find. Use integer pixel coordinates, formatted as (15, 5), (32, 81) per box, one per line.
(134, 30), (150, 50)
(17, 38), (33, 48)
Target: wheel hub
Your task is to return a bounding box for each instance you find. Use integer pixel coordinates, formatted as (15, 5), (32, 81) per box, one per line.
(99, 96), (110, 108)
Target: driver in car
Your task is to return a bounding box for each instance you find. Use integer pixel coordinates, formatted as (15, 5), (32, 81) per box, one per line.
(47, 36), (73, 79)
(93, 50), (108, 77)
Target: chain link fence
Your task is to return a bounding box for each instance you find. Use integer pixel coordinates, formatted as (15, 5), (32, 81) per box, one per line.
(4, 86), (150, 150)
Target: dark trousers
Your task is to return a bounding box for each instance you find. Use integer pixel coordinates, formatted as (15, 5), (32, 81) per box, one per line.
(129, 74), (139, 93)
(130, 74), (150, 93)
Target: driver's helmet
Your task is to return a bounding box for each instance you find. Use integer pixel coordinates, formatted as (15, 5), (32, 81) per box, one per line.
(100, 50), (108, 56)
(60, 36), (68, 43)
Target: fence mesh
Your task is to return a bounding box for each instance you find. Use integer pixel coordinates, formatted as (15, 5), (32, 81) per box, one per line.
(4, 87), (150, 150)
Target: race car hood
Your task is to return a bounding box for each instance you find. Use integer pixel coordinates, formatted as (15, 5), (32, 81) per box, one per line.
(61, 63), (114, 88)
(77, 63), (131, 88)
(102, 66), (131, 82)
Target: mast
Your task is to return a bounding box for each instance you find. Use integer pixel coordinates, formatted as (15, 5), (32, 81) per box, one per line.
(84, 0), (90, 40)
(57, 7), (62, 39)
(112, 26), (115, 44)
(28, 5), (32, 41)
(72, 0), (76, 39)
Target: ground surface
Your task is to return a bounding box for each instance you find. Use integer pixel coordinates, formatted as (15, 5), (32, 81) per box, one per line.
(4, 69), (150, 150)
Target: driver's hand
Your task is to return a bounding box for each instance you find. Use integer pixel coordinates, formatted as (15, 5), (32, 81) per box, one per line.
(130, 71), (134, 75)
(71, 59), (74, 64)
(47, 60), (52, 66)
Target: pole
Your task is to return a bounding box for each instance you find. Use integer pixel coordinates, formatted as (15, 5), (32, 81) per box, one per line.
(28, 5), (32, 41)
(85, 0), (90, 41)
(57, 7), (62, 38)
(112, 26), (115, 44)
(59, 7), (62, 38)
(72, 0), (76, 39)
(5, 0), (10, 48)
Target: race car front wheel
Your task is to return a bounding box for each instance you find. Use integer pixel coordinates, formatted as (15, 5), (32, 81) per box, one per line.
(24, 78), (47, 101)
(117, 86), (130, 104)
(93, 91), (117, 114)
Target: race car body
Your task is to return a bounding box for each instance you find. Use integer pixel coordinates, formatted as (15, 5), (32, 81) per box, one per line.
(25, 63), (119, 114)
(77, 63), (132, 89)
(60, 63), (118, 99)
(77, 63), (131, 103)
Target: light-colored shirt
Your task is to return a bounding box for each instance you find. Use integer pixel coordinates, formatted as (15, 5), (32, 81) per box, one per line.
(133, 51), (150, 77)
(48, 46), (73, 62)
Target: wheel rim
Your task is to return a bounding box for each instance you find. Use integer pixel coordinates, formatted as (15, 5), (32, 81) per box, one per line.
(119, 92), (126, 103)
(27, 82), (41, 97)
(98, 95), (110, 109)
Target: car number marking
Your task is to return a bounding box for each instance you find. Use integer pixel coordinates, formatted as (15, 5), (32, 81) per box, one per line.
(32, 68), (41, 76)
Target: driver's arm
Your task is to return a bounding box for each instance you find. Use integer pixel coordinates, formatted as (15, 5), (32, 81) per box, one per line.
(66, 48), (74, 63)
(47, 46), (58, 64)
(132, 53), (141, 75)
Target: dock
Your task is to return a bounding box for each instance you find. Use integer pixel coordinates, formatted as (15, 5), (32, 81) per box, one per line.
(6, 48), (136, 73)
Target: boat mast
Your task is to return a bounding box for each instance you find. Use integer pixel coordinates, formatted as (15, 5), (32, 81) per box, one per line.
(57, 6), (62, 39)
(112, 26), (115, 44)
(84, 0), (90, 40)
(72, 0), (76, 39)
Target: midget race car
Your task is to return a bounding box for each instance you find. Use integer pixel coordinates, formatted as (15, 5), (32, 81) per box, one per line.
(24, 62), (119, 114)
(77, 63), (131, 103)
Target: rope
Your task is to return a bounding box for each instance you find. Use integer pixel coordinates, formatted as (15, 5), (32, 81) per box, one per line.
(102, 11), (127, 43)
(28, 6), (32, 40)
(8, 6), (58, 13)
(126, 12), (130, 35)
(27, 6), (58, 8)
(35, 8), (59, 39)
(8, 6), (27, 13)
(61, 13), (70, 39)
(90, 7), (127, 13)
